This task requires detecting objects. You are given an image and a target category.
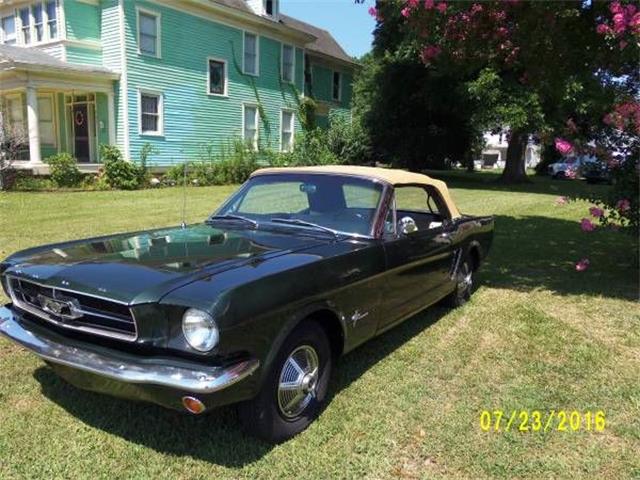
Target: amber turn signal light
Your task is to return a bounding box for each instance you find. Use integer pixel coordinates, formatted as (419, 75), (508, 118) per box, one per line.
(182, 396), (206, 414)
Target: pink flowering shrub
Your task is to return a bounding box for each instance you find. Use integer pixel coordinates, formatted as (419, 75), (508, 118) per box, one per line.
(580, 218), (597, 232)
(575, 258), (590, 272)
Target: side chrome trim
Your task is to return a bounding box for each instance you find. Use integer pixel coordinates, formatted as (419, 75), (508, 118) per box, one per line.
(0, 306), (260, 394)
(6, 276), (139, 343)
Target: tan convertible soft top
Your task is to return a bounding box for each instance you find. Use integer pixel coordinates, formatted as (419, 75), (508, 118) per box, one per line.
(251, 165), (461, 218)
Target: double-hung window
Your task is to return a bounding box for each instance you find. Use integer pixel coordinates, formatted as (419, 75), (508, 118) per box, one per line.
(32, 3), (43, 42)
(46, 1), (57, 40)
(280, 110), (294, 152)
(332, 71), (342, 102)
(140, 91), (163, 135)
(38, 95), (55, 145)
(1, 15), (16, 45)
(6, 95), (24, 131)
(19, 8), (30, 44)
(243, 32), (258, 76)
(281, 44), (294, 83)
(138, 9), (160, 57)
(243, 105), (259, 151)
(208, 59), (227, 96)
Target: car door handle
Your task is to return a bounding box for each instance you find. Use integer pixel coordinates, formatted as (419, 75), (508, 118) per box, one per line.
(436, 232), (453, 244)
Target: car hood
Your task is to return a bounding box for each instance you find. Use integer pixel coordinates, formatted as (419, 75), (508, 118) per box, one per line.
(3, 224), (328, 304)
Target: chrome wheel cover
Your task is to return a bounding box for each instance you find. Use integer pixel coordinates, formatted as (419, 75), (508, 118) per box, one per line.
(277, 345), (320, 419)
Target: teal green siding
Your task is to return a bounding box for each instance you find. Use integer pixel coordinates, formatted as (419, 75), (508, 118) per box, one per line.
(65, 0), (101, 41)
(121, 1), (308, 165)
(66, 46), (103, 66)
(100, 0), (125, 151)
(309, 62), (353, 127)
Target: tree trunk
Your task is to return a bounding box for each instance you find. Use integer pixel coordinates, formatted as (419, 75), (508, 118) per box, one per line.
(499, 130), (530, 183)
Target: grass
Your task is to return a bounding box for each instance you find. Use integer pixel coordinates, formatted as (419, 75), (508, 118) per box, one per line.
(0, 171), (638, 479)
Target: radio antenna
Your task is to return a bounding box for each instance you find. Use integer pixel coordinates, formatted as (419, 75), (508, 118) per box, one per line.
(180, 155), (187, 229)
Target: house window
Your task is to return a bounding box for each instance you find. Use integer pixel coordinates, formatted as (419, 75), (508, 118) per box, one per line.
(208, 59), (227, 96)
(243, 32), (258, 75)
(38, 95), (55, 145)
(140, 92), (162, 135)
(282, 44), (294, 83)
(332, 71), (342, 102)
(138, 10), (160, 57)
(19, 8), (30, 44)
(6, 96), (24, 131)
(45, 1), (57, 40)
(32, 3), (43, 42)
(243, 105), (259, 151)
(265, 0), (276, 16)
(280, 110), (294, 152)
(1, 15), (16, 45)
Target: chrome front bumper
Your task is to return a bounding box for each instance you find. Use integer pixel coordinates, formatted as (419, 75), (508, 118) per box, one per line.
(0, 306), (259, 395)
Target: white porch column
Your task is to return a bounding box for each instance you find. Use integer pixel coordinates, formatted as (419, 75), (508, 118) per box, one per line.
(26, 85), (42, 164)
(107, 91), (116, 144)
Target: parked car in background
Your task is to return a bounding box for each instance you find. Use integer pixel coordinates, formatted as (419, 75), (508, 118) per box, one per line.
(0, 166), (493, 442)
(548, 155), (597, 179)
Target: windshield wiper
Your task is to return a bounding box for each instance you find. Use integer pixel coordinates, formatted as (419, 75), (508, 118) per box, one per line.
(270, 218), (339, 238)
(206, 214), (258, 228)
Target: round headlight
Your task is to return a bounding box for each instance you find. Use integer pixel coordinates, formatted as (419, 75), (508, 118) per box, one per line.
(182, 308), (219, 352)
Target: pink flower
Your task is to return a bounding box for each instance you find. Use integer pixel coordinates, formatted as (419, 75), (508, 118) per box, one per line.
(470, 3), (483, 14)
(555, 196), (568, 205)
(407, 0), (419, 7)
(575, 258), (590, 272)
(616, 199), (631, 212)
(555, 137), (574, 155)
(596, 23), (611, 35)
(610, 1), (623, 15)
(368, 6), (377, 17)
(580, 218), (596, 232)
(424, 0), (435, 10)
(401, 7), (411, 17)
(589, 206), (604, 218)
(420, 44), (441, 63)
(436, 2), (447, 13)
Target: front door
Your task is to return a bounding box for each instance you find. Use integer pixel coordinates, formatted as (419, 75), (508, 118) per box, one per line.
(73, 104), (90, 162)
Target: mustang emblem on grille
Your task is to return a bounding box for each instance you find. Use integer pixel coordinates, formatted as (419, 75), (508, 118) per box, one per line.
(36, 294), (83, 321)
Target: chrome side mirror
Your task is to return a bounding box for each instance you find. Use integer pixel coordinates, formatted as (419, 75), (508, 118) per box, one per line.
(398, 216), (418, 235)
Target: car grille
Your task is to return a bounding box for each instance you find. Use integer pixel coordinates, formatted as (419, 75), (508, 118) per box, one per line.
(7, 277), (137, 341)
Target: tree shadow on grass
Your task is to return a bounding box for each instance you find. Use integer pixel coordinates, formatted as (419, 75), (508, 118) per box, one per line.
(481, 215), (638, 300)
(33, 307), (447, 467)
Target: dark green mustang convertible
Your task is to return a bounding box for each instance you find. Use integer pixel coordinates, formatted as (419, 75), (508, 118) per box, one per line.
(0, 166), (493, 442)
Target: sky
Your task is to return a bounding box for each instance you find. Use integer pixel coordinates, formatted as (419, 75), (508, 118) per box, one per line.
(280, 0), (377, 59)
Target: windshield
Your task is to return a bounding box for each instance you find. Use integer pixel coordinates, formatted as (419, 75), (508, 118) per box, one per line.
(214, 174), (385, 236)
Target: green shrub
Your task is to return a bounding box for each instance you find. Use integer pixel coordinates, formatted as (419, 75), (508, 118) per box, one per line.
(12, 174), (55, 191)
(165, 140), (260, 186)
(45, 153), (82, 187)
(326, 113), (371, 164)
(283, 128), (339, 166)
(99, 144), (145, 190)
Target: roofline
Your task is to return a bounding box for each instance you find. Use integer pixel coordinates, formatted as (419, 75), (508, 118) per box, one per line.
(185, 0), (316, 44)
(306, 49), (360, 69)
(0, 60), (120, 80)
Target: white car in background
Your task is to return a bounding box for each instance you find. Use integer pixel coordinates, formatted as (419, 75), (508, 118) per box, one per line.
(548, 155), (596, 179)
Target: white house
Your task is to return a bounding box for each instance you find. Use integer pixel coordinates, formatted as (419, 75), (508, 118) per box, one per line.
(476, 130), (541, 169)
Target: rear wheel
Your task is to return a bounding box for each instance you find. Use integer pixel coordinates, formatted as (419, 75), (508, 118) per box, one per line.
(445, 258), (474, 308)
(238, 321), (332, 443)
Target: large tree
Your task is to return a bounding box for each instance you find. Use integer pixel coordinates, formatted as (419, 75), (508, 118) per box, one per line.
(369, 0), (639, 183)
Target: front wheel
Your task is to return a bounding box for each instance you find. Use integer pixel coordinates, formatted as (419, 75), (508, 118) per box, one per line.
(444, 258), (474, 308)
(237, 321), (332, 443)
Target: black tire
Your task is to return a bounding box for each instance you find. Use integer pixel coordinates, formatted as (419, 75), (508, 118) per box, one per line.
(444, 257), (474, 308)
(237, 320), (332, 443)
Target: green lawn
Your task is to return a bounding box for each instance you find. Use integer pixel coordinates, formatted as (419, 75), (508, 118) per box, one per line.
(0, 172), (638, 479)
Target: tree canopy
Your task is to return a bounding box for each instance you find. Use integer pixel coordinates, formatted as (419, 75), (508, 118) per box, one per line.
(367, 0), (639, 183)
